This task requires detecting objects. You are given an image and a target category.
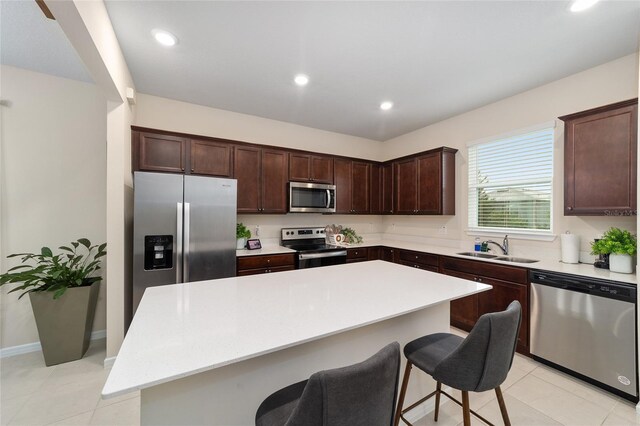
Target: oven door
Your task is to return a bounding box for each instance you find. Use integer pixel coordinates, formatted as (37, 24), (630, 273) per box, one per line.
(298, 250), (347, 269)
(289, 182), (336, 213)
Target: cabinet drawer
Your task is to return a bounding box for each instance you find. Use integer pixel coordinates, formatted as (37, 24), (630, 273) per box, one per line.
(440, 256), (527, 283)
(236, 265), (295, 276)
(237, 254), (295, 270)
(398, 260), (438, 273)
(398, 250), (438, 267)
(347, 248), (368, 260)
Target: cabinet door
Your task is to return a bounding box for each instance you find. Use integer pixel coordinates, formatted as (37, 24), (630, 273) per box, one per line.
(382, 163), (394, 214)
(417, 152), (442, 214)
(441, 269), (479, 331)
(477, 277), (529, 354)
(381, 247), (395, 262)
(234, 146), (261, 213)
(139, 133), (187, 173)
(395, 158), (418, 214)
(334, 158), (352, 213)
(370, 163), (382, 215)
(288, 153), (311, 182)
(563, 101), (637, 215)
(311, 156), (334, 183)
(351, 161), (370, 213)
(261, 150), (288, 213)
(190, 139), (232, 177)
(368, 246), (381, 261)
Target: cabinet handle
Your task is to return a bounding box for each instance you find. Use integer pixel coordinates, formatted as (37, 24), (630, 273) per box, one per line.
(568, 206), (573, 211)
(478, 278), (482, 282)
(267, 259), (270, 263)
(191, 167), (194, 172)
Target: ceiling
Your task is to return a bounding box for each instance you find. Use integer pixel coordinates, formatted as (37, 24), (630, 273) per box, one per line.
(3, 2), (639, 141)
(0, 0), (92, 83)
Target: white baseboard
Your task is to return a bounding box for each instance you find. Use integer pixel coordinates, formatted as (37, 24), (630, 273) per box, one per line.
(0, 329), (107, 359)
(103, 356), (116, 369)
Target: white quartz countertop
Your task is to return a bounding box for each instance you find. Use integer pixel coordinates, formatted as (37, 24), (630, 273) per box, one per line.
(102, 261), (489, 398)
(236, 245), (295, 257)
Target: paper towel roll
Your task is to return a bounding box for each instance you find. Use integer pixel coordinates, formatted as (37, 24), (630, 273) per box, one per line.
(561, 233), (580, 264)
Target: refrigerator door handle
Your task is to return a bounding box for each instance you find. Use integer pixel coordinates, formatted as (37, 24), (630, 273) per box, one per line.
(183, 202), (191, 283)
(176, 202), (183, 284)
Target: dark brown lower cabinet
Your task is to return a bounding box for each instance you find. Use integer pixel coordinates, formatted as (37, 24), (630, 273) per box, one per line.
(440, 256), (529, 355)
(396, 249), (439, 272)
(236, 254), (295, 276)
(367, 246), (381, 261)
(346, 248), (368, 263)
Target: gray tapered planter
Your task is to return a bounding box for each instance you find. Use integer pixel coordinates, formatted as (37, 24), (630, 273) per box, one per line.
(29, 282), (100, 366)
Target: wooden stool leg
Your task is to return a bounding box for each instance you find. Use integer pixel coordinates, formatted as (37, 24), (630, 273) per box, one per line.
(461, 391), (471, 426)
(495, 386), (511, 426)
(394, 361), (413, 426)
(434, 381), (442, 422)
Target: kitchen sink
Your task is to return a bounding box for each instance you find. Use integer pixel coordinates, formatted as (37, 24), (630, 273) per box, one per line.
(494, 256), (539, 263)
(457, 252), (498, 259)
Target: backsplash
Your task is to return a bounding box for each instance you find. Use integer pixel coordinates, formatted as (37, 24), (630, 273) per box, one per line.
(238, 213), (637, 264)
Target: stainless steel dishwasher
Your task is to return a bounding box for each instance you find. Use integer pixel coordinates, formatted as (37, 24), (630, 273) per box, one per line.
(530, 270), (638, 402)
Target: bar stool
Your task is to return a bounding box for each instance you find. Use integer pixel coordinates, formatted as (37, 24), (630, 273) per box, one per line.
(394, 301), (521, 426)
(255, 342), (400, 426)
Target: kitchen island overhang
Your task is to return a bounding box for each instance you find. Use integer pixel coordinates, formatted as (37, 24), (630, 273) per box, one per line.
(103, 261), (491, 425)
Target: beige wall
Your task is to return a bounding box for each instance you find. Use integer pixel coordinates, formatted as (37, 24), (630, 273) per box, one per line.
(380, 53), (639, 260)
(0, 65), (107, 349)
(135, 94), (383, 161)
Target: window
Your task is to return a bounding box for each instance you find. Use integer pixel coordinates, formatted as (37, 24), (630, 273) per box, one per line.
(468, 126), (554, 236)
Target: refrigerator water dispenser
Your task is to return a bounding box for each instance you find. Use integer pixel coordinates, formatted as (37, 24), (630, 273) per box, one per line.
(144, 235), (173, 270)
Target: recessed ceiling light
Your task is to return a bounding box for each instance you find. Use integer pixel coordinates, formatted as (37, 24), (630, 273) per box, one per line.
(570, 0), (599, 12)
(152, 29), (178, 47)
(380, 101), (393, 111)
(294, 74), (309, 86)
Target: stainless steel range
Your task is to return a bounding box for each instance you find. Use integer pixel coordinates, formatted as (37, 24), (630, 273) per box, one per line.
(281, 227), (347, 269)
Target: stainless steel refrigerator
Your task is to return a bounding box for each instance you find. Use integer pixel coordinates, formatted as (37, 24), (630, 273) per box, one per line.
(132, 172), (237, 318)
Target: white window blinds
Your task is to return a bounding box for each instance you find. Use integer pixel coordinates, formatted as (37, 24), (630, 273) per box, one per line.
(468, 127), (554, 234)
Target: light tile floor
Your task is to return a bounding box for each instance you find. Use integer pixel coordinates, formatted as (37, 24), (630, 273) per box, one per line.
(1, 332), (639, 426)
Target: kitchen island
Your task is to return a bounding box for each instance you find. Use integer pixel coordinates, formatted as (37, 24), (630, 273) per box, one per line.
(102, 261), (490, 425)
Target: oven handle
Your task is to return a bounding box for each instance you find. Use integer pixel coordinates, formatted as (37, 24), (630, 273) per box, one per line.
(299, 250), (347, 260)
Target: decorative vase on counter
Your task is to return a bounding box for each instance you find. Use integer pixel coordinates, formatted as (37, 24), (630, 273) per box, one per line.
(609, 254), (634, 274)
(609, 253), (633, 274)
(236, 238), (246, 250)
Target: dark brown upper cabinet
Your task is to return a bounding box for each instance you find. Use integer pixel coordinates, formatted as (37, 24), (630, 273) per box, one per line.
(393, 148), (456, 215)
(288, 153), (334, 184)
(138, 132), (187, 173)
(382, 163), (394, 214)
(560, 98), (638, 216)
(234, 146), (288, 214)
(190, 139), (233, 177)
(369, 163), (382, 214)
(334, 159), (371, 214)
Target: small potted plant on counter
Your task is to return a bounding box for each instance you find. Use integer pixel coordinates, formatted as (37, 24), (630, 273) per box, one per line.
(236, 223), (251, 250)
(0, 238), (106, 365)
(591, 228), (636, 274)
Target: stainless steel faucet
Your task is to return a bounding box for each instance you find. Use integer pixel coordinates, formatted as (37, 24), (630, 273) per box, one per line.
(484, 235), (509, 255)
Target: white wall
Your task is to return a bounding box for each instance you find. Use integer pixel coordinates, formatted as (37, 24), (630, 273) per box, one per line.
(135, 94), (383, 161)
(0, 65), (107, 349)
(380, 53), (639, 260)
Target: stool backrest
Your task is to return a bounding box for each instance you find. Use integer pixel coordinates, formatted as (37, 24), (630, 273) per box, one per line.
(285, 342), (400, 426)
(433, 300), (521, 392)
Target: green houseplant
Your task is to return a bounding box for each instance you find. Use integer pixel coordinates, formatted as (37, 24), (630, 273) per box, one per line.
(236, 223), (251, 250)
(0, 238), (106, 365)
(591, 228), (636, 274)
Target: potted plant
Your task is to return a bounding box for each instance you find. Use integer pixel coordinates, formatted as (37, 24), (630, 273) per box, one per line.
(0, 238), (106, 366)
(236, 223), (251, 250)
(590, 228), (636, 274)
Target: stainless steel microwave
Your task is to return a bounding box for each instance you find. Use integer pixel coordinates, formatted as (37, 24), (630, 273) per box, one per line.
(288, 182), (336, 213)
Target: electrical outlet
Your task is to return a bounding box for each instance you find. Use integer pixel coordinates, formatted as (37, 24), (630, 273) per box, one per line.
(255, 225), (260, 237)
(438, 225), (447, 235)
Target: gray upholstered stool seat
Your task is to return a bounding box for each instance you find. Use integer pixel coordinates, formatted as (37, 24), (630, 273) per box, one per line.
(395, 301), (522, 426)
(256, 342), (401, 426)
(403, 333), (464, 375)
